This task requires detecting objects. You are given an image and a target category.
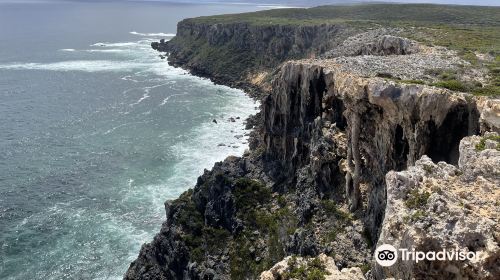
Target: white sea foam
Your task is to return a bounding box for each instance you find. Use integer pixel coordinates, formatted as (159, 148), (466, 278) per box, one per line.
(129, 93), (150, 107)
(12, 201), (152, 280)
(160, 92), (189, 106)
(121, 75), (140, 83)
(1, 38), (188, 76)
(143, 82), (171, 93)
(91, 42), (138, 47)
(162, 92), (259, 198)
(130, 31), (175, 37)
(0, 60), (150, 72)
(84, 49), (128, 53)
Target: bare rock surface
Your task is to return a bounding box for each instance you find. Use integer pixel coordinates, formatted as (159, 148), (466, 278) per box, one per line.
(375, 134), (500, 280)
(323, 29), (419, 58)
(309, 47), (483, 85)
(321, 28), (488, 86)
(259, 254), (365, 280)
(477, 98), (500, 133)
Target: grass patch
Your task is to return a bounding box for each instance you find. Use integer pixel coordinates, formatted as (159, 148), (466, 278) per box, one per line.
(432, 79), (468, 91)
(229, 178), (297, 278)
(283, 256), (331, 280)
(192, 4), (500, 27)
(321, 200), (353, 222)
(400, 79), (426, 85)
(410, 210), (426, 221)
(360, 263), (371, 274)
(475, 134), (500, 151)
(405, 189), (431, 209)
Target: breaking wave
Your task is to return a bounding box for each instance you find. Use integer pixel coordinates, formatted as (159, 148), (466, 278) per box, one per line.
(0, 60), (150, 72)
(130, 31), (175, 37)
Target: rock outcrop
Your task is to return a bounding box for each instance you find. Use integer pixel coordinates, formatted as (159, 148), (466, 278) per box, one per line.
(375, 133), (499, 280)
(259, 254), (365, 280)
(323, 30), (420, 58)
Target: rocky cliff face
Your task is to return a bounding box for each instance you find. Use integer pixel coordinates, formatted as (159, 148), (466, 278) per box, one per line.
(152, 20), (356, 93)
(262, 60), (484, 239)
(128, 17), (499, 280)
(375, 134), (499, 279)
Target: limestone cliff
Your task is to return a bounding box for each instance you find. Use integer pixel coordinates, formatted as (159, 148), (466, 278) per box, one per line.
(152, 20), (356, 95)
(262, 60), (484, 240)
(126, 59), (498, 279)
(376, 134), (499, 279)
(127, 5), (500, 280)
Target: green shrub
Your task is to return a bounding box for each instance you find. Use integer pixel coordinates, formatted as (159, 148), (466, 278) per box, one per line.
(324, 228), (341, 243)
(321, 200), (353, 222)
(405, 189), (431, 209)
(432, 79), (468, 91)
(284, 256), (331, 280)
(233, 178), (272, 210)
(360, 263), (371, 274)
(475, 135), (500, 151)
(473, 85), (500, 96)
(410, 210), (426, 221)
(229, 233), (268, 279)
(423, 164), (434, 174)
(229, 179), (297, 278)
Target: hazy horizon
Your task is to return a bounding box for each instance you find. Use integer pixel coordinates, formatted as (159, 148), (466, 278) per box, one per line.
(0, 0), (499, 7)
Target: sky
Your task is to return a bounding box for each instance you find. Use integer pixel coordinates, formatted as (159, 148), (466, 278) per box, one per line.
(129, 0), (500, 7)
(0, 0), (498, 6)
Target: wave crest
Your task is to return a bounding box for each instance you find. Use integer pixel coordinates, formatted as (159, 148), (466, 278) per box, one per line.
(130, 31), (175, 37)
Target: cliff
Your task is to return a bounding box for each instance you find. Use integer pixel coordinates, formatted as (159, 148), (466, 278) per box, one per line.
(153, 21), (354, 96)
(153, 4), (500, 97)
(127, 4), (500, 280)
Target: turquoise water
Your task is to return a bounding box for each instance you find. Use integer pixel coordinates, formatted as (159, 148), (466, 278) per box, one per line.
(0, 1), (263, 279)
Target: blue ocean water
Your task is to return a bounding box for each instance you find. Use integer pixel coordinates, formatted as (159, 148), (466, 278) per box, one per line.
(0, 1), (264, 279)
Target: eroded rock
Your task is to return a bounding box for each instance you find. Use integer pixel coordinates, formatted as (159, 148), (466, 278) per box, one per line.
(375, 134), (500, 280)
(259, 254), (365, 280)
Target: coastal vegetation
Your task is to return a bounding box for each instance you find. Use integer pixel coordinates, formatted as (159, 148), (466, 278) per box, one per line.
(475, 134), (500, 151)
(170, 4), (499, 96)
(283, 256), (330, 280)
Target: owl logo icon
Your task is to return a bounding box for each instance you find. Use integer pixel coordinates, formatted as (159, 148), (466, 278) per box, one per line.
(375, 244), (398, 266)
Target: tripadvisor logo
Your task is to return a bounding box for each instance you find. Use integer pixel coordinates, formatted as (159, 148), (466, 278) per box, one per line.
(375, 244), (398, 267)
(375, 244), (480, 267)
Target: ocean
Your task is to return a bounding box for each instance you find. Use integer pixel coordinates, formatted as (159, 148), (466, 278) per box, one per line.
(0, 1), (266, 279)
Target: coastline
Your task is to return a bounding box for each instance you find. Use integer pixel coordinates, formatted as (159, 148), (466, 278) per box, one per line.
(127, 4), (500, 280)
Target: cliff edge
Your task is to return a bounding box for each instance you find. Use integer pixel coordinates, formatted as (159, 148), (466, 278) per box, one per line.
(127, 4), (500, 280)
